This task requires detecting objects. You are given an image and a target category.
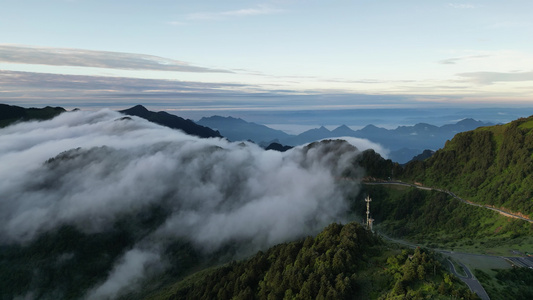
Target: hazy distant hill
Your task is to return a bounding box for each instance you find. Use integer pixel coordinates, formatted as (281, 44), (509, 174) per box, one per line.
(197, 115), (290, 143)
(0, 103), (66, 127)
(402, 115), (533, 218)
(120, 105), (221, 139)
(197, 116), (494, 163)
(281, 119), (493, 158)
(195, 115), (492, 162)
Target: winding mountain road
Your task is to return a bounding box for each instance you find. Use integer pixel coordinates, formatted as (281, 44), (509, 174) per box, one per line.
(446, 258), (490, 300)
(360, 179), (533, 300)
(364, 181), (532, 223)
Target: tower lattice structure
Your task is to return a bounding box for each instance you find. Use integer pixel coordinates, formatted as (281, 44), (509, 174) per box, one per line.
(365, 195), (374, 232)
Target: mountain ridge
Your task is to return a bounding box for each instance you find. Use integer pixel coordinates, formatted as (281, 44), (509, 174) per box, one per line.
(120, 105), (222, 139)
(400, 115), (533, 217)
(0, 103), (66, 127)
(196, 114), (494, 163)
(197, 115), (290, 143)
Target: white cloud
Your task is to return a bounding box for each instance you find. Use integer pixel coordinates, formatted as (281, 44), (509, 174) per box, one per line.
(0, 45), (230, 73)
(0, 108), (363, 248)
(166, 21), (185, 26)
(458, 70), (533, 85)
(85, 249), (161, 300)
(438, 55), (490, 65)
(448, 3), (476, 9)
(187, 5), (283, 20)
(0, 109), (366, 296)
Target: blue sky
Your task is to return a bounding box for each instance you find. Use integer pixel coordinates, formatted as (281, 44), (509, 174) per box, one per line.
(1, 0), (533, 118)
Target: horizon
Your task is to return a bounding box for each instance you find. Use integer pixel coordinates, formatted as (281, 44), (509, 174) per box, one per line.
(6, 102), (533, 135)
(1, 1), (533, 115)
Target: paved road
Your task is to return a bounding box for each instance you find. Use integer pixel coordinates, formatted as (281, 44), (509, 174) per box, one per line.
(364, 181), (533, 223)
(446, 259), (491, 300)
(362, 180), (533, 299)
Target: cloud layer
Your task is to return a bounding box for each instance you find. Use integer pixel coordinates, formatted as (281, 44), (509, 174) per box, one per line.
(186, 5), (283, 20)
(0, 70), (415, 111)
(458, 70), (533, 85)
(0, 110), (363, 297)
(0, 45), (230, 73)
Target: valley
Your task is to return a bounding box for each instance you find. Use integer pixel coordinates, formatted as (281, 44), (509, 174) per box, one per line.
(352, 182), (532, 300)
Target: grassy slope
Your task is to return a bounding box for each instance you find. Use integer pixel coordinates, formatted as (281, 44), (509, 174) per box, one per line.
(401, 115), (533, 218)
(474, 267), (533, 300)
(355, 185), (533, 256)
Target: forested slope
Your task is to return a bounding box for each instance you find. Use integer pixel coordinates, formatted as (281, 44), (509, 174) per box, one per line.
(150, 223), (477, 300)
(401, 115), (533, 218)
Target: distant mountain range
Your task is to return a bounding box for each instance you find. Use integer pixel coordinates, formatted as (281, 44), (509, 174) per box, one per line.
(0, 104), (494, 163)
(197, 115), (290, 144)
(197, 115), (494, 163)
(120, 105), (221, 139)
(0, 104), (495, 163)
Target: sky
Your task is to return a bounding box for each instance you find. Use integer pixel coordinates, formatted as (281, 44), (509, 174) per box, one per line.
(1, 0), (533, 124)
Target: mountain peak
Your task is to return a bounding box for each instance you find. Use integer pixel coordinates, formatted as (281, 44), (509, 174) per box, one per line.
(120, 105), (150, 116)
(336, 124), (351, 130)
(456, 118), (480, 126)
(199, 115), (247, 124)
(363, 124), (379, 129)
(331, 124), (355, 135)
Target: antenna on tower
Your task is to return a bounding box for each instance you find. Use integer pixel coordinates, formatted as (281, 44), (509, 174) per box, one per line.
(365, 195), (374, 232)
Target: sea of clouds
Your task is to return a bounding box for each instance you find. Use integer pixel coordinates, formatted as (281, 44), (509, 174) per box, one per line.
(0, 109), (386, 299)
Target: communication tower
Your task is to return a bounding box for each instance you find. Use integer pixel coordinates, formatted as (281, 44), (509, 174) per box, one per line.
(365, 195), (374, 232)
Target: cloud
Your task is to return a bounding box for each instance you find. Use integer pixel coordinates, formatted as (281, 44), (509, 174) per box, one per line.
(0, 70), (254, 107)
(186, 5), (283, 20)
(85, 248), (161, 300)
(438, 55), (490, 65)
(0, 70), (414, 111)
(448, 3), (476, 9)
(0, 110), (365, 296)
(0, 45), (230, 73)
(458, 70), (533, 85)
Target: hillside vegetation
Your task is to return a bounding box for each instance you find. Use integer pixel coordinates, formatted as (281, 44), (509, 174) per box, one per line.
(150, 223), (477, 300)
(354, 185), (533, 253)
(400, 115), (533, 218)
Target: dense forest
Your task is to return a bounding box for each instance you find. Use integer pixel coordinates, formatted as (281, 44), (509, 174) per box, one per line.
(149, 223), (477, 300)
